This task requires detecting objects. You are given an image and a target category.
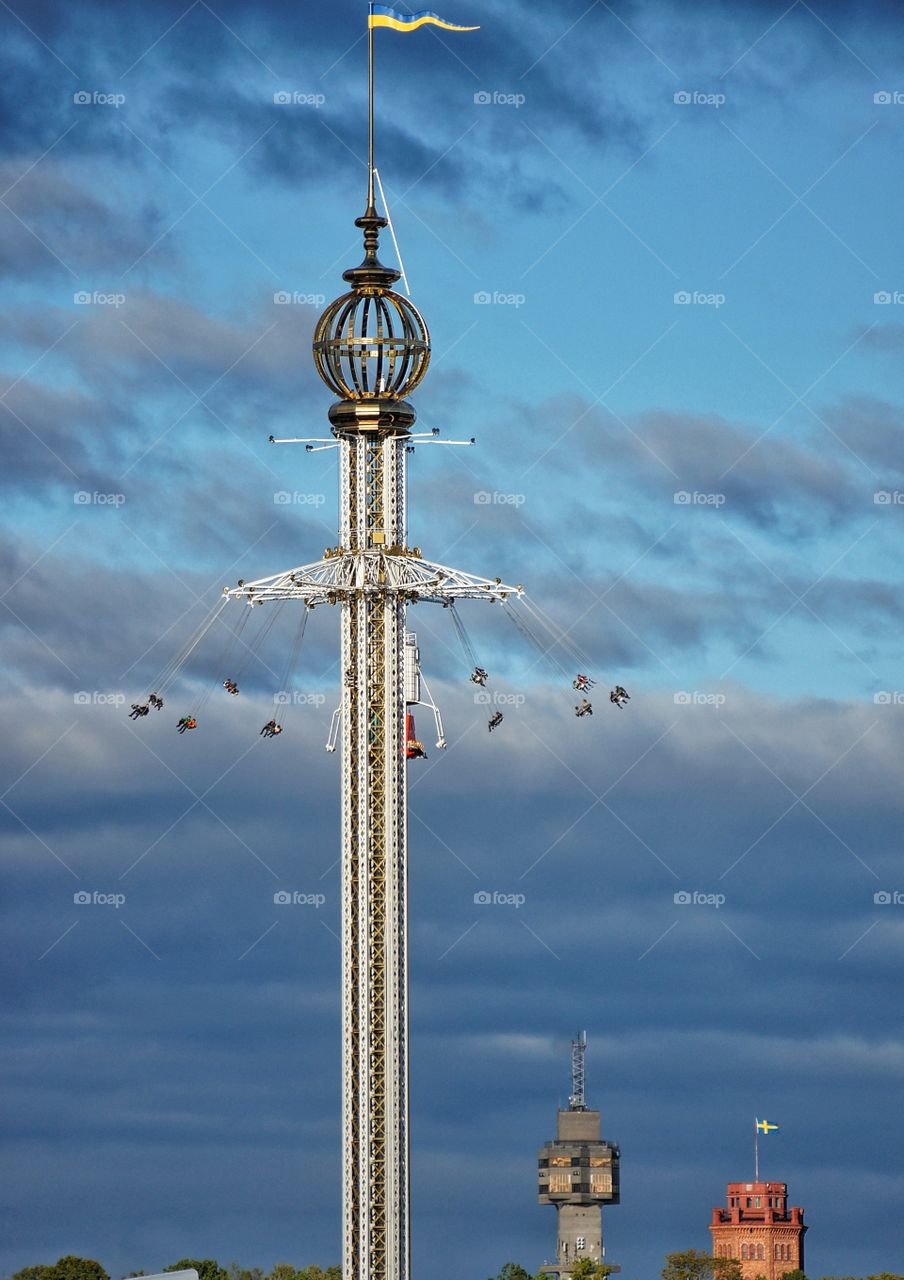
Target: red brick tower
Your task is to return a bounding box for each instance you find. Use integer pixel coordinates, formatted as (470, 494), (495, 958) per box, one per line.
(710, 1181), (807, 1280)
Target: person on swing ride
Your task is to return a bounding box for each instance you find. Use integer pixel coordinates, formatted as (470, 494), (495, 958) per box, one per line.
(223, 679), (239, 696)
(260, 719), (283, 738)
(488, 710), (503, 732)
(149, 693), (163, 710)
(177, 716), (197, 733)
(575, 698), (593, 717)
(573, 674), (595, 692)
(610, 686), (630, 708)
(129, 702), (150, 720)
(470, 667), (488, 686)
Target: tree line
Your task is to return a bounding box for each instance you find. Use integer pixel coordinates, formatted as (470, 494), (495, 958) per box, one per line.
(485, 1254), (904, 1280)
(9, 1253), (904, 1280)
(8, 1259), (340, 1280)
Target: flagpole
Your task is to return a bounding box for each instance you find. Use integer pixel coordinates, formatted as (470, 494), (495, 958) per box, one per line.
(367, 3), (376, 212)
(754, 1119), (759, 1180)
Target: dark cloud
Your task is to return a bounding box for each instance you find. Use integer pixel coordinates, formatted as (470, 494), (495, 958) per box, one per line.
(1, 682), (902, 1275)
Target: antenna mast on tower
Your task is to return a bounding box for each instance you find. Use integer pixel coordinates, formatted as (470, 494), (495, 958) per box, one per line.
(570, 1031), (588, 1111)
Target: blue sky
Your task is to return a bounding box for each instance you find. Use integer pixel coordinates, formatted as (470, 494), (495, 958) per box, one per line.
(2, 1), (904, 1278)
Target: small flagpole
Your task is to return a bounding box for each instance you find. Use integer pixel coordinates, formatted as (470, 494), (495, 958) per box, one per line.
(367, 3), (376, 212)
(754, 1119), (759, 1181)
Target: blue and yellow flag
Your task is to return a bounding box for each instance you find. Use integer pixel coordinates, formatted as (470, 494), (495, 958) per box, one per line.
(756, 1118), (779, 1134)
(369, 4), (479, 32)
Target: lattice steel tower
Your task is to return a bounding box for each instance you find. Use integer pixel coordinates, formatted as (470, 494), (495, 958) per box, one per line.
(224, 33), (519, 1280)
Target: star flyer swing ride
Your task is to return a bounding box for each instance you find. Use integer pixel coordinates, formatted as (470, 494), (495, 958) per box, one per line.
(128, 7), (631, 1280)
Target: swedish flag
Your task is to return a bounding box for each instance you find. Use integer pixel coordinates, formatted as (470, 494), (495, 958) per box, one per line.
(756, 1119), (779, 1134)
(369, 4), (479, 32)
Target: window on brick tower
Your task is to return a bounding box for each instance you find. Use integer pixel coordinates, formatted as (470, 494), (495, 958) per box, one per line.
(741, 1246), (748, 1260)
(757, 1244), (764, 1260)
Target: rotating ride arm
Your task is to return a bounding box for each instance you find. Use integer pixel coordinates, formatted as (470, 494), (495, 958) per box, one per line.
(223, 551), (522, 609)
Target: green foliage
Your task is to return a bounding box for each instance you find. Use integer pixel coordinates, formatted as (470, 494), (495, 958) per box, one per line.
(571, 1260), (619, 1280)
(13, 1263), (349, 1280)
(781, 1270), (808, 1280)
(225, 1265), (263, 1280)
(164, 1262), (228, 1280)
(12, 1268), (55, 1280)
(13, 1260), (108, 1280)
(488, 1266), (537, 1280)
(663, 1250), (741, 1280)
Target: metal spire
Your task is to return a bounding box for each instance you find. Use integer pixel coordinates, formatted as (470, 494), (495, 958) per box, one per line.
(367, 5), (376, 214)
(569, 1031), (588, 1111)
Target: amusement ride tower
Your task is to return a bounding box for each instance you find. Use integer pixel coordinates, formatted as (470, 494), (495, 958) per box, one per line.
(223, 18), (520, 1280)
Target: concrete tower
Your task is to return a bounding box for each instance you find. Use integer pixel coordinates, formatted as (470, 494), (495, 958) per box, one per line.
(710, 1181), (807, 1280)
(538, 1034), (620, 1277)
